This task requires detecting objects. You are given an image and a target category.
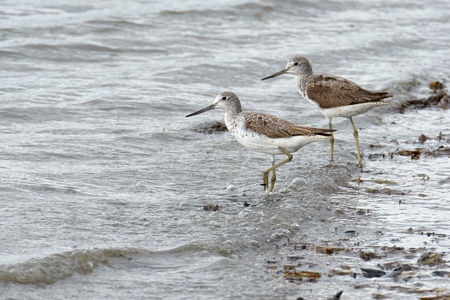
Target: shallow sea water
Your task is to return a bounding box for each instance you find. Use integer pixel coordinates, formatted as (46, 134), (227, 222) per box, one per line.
(1, 0), (450, 299)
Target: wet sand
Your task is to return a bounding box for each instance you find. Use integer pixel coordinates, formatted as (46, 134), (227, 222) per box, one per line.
(198, 83), (450, 299)
(265, 85), (450, 299)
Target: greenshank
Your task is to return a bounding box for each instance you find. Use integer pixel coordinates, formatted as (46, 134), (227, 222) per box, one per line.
(261, 56), (392, 167)
(186, 91), (333, 192)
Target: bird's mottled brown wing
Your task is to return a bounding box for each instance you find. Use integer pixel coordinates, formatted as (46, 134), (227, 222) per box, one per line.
(243, 112), (333, 139)
(306, 74), (392, 109)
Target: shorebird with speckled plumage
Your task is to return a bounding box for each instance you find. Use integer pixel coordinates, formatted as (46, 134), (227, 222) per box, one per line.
(261, 56), (392, 167)
(186, 91), (334, 192)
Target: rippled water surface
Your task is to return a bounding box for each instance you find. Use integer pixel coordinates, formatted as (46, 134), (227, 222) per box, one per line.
(1, 0), (449, 299)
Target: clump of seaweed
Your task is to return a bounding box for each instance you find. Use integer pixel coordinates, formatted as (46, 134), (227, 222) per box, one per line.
(400, 81), (449, 110)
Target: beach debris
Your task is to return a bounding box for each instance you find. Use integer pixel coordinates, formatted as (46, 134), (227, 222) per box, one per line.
(393, 148), (422, 160)
(359, 250), (380, 261)
(328, 291), (344, 300)
(430, 81), (444, 92)
(283, 266), (321, 282)
(365, 187), (406, 195)
(361, 268), (386, 278)
(203, 204), (219, 211)
(397, 80), (449, 110)
(296, 290), (343, 300)
(385, 137), (450, 159)
(286, 255), (305, 261)
(397, 270), (420, 281)
(417, 252), (445, 267)
(419, 294), (450, 300)
(432, 271), (450, 277)
(328, 266), (355, 277)
(386, 264), (417, 282)
(195, 121), (228, 134)
(419, 134), (428, 143)
(314, 246), (348, 255)
(428, 81), (449, 108)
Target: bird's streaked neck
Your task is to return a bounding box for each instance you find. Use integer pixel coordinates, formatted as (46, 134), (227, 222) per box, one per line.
(295, 73), (312, 97)
(293, 62), (313, 96)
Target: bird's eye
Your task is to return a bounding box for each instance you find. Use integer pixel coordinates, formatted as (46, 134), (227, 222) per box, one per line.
(294, 62), (298, 66)
(221, 96), (227, 100)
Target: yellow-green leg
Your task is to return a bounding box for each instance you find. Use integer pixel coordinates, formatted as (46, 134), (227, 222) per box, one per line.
(270, 155), (276, 191)
(263, 156), (276, 190)
(349, 117), (362, 167)
(262, 148), (293, 192)
(329, 118), (334, 162)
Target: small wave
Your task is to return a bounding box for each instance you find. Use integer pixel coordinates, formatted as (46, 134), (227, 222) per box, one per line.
(86, 19), (155, 28)
(0, 50), (25, 58)
(160, 9), (209, 16)
(0, 244), (228, 285)
(160, 1), (271, 17)
(25, 42), (122, 53)
(0, 248), (120, 285)
(12, 42), (124, 62)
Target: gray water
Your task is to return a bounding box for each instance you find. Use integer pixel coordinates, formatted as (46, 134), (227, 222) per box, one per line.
(1, 0), (450, 299)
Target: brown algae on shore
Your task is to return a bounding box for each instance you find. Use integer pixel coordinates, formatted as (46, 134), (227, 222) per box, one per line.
(397, 80), (449, 110)
(195, 121), (228, 134)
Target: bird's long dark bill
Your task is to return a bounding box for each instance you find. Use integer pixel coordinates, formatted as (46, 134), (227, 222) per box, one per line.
(261, 69), (288, 81)
(185, 104), (216, 117)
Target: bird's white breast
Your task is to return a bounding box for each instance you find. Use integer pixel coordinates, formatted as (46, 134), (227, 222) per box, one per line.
(309, 101), (388, 119)
(225, 112), (274, 153)
(224, 112), (330, 155)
